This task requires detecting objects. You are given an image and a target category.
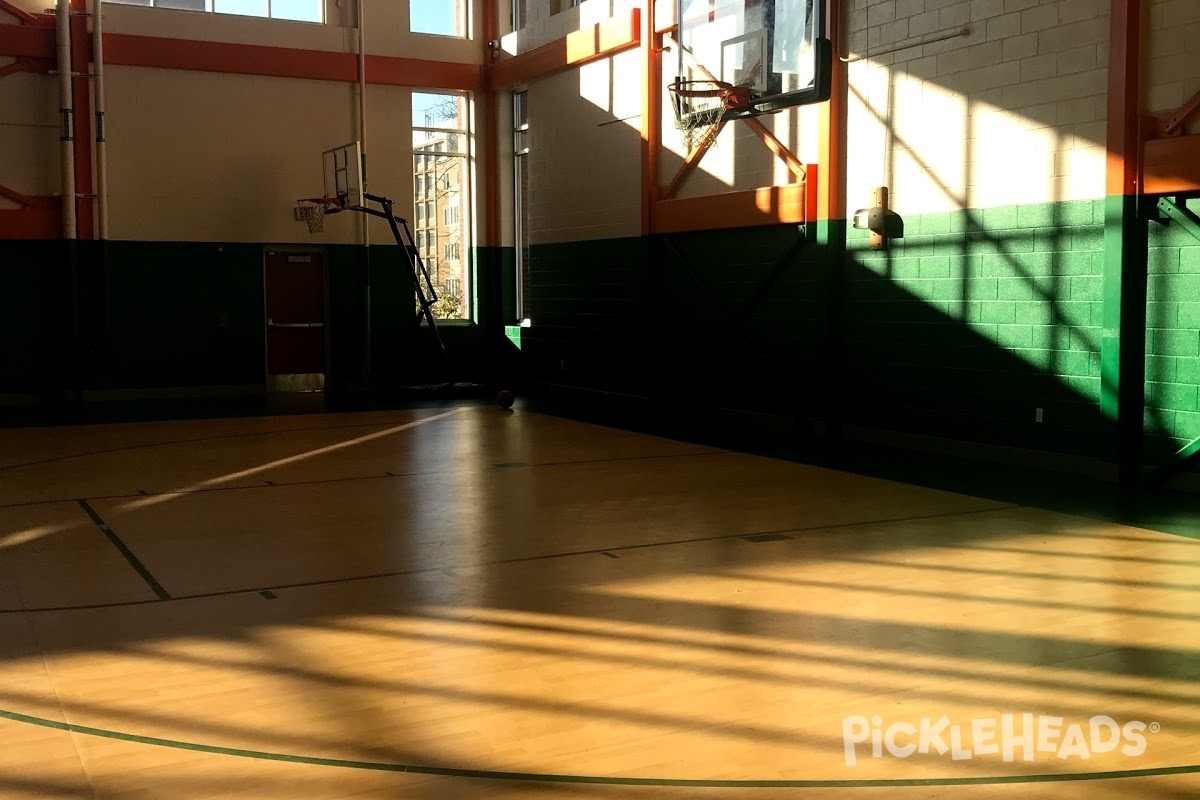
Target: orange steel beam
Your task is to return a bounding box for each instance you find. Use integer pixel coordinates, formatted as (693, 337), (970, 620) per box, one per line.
(102, 33), (483, 90)
(641, 2), (659, 234)
(0, 182), (58, 239)
(743, 116), (806, 182)
(655, 185), (808, 233)
(0, 0), (41, 25)
(1159, 88), (1200, 138)
(490, 9), (640, 90)
(0, 21), (54, 58)
(0, 182), (41, 206)
(1143, 134), (1200, 195)
(661, 120), (728, 200)
(0, 55), (48, 77)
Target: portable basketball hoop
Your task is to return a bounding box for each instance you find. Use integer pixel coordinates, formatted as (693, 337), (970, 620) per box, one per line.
(668, 79), (751, 151)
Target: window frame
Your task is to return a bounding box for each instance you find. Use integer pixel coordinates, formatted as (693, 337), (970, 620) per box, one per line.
(411, 90), (474, 322)
(101, 0), (325, 24)
(408, 0), (469, 39)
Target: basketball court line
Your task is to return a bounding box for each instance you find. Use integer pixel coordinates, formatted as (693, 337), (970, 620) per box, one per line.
(0, 707), (1195, 788)
(76, 499), (171, 601)
(0, 448), (728, 511)
(0, 406), (690, 475)
(0, 504), (1015, 615)
(0, 414), (455, 474)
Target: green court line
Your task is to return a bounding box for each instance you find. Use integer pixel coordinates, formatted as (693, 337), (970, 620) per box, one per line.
(3, 708), (1197, 788)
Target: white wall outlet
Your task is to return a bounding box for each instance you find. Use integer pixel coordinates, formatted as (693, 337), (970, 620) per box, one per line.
(1035, 408), (1044, 423)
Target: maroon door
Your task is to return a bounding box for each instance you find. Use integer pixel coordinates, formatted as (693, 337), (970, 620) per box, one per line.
(265, 251), (326, 391)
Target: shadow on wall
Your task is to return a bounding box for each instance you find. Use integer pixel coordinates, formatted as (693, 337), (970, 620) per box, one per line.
(522, 218), (1172, 463)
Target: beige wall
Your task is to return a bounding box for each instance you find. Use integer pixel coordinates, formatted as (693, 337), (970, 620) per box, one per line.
(0, 0), (482, 242)
(845, 0), (1111, 218)
(1145, 0), (1200, 134)
(0, 71), (58, 210)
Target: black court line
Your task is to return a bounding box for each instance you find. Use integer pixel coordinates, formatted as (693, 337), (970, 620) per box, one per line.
(0, 449), (729, 511)
(494, 449), (726, 470)
(77, 500), (171, 601)
(7, 504), (1014, 615)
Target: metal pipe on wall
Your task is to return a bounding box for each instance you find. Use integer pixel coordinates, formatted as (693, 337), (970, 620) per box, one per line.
(357, 0), (368, 247)
(92, 0), (108, 239)
(57, 0), (76, 239)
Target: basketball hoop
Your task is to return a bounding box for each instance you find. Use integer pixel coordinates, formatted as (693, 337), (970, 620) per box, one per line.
(668, 79), (751, 151)
(296, 199), (328, 234)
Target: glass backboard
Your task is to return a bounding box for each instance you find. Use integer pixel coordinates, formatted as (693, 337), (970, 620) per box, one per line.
(322, 142), (363, 210)
(675, 0), (831, 119)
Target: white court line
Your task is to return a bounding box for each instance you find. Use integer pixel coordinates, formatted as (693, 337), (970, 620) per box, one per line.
(117, 409), (462, 512)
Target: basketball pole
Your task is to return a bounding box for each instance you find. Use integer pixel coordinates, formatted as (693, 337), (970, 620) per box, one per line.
(355, 0), (373, 388)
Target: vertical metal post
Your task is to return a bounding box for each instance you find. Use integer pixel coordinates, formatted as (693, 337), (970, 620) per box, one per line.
(57, 0), (75, 240)
(92, 0), (108, 239)
(1101, 0), (1147, 483)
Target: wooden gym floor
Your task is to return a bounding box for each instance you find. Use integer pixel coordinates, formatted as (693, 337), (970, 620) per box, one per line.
(0, 403), (1196, 799)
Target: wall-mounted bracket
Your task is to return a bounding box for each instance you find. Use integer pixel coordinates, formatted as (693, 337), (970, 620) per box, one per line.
(852, 187), (904, 250)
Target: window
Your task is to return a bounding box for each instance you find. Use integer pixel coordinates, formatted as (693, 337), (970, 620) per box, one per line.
(410, 0), (467, 37)
(412, 91), (472, 321)
(103, 0), (323, 22)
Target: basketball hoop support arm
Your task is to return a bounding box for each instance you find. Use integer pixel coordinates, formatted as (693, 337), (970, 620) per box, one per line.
(327, 191), (448, 368)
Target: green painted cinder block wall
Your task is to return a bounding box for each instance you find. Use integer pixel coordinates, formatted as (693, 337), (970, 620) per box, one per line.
(0, 240), (492, 398)
(1145, 200), (1200, 461)
(518, 198), (1193, 461)
(844, 200), (1111, 456)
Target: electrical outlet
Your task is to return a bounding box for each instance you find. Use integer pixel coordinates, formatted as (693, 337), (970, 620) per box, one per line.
(1035, 407), (1044, 423)
(294, 206), (313, 221)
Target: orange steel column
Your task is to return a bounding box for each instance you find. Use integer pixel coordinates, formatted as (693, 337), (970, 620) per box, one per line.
(1105, 0), (1141, 203)
(816, 0), (848, 438)
(641, 0), (659, 235)
(817, 0), (846, 226)
(1100, 0), (1146, 479)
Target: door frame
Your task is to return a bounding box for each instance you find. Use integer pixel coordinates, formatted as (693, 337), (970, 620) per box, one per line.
(263, 246), (331, 392)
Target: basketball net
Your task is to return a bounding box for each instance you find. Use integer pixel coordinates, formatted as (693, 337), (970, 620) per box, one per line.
(297, 200), (326, 234)
(669, 80), (749, 152)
